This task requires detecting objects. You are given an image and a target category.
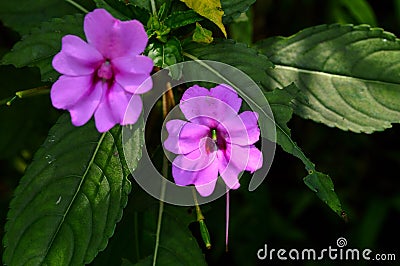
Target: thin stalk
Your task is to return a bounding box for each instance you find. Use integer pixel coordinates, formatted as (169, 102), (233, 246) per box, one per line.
(65, 0), (89, 13)
(152, 82), (174, 266)
(0, 86), (50, 106)
(152, 178), (166, 266)
(134, 212), (140, 261)
(0, 96), (16, 106)
(225, 189), (230, 252)
(150, 0), (157, 16)
(192, 188), (212, 249)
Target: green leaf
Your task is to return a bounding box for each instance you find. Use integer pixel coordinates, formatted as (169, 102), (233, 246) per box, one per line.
(266, 87), (344, 218)
(303, 171), (343, 216)
(3, 114), (144, 265)
(192, 23), (213, 44)
(147, 38), (183, 79)
(1, 14), (84, 82)
(135, 205), (207, 266)
(164, 10), (203, 29)
(123, 0), (175, 15)
(92, 186), (206, 266)
(229, 10), (253, 45)
(256, 24), (400, 133)
(180, 0), (227, 37)
(264, 85), (305, 161)
(123, 0), (154, 11)
(221, 0), (255, 24)
(332, 0), (377, 26)
(355, 199), (388, 247)
(0, 0), (89, 35)
(94, 0), (150, 23)
(183, 39), (273, 85)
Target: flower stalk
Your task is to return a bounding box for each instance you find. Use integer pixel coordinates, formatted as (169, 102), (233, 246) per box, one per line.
(153, 82), (175, 266)
(192, 189), (212, 249)
(0, 86), (50, 106)
(65, 0), (89, 13)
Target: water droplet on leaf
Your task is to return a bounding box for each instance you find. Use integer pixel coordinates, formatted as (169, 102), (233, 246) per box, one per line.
(45, 154), (55, 164)
(56, 196), (62, 205)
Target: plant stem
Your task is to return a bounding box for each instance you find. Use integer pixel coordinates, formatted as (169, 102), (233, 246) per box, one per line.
(65, 0), (89, 13)
(150, 0), (157, 16)
(192, 189), (212, 249)
(0, 86), (50, 106)
(225, 189), (230, 252)
(152, 179), (165, 266)
(152, 82), (174, 266)
(134, 212), (140, 261)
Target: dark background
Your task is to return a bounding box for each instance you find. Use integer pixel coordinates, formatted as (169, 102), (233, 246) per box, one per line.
(1, 1), (399, 265)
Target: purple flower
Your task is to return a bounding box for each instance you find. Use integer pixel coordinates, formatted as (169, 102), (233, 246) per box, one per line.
(51, 9), (153, 132)
(164, 84), (263, 196)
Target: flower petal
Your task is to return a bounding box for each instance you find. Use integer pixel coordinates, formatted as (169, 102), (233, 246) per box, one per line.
(51, 75), (94, 109)
(94, 82), (134, 132)
(181, 85), (210, 102)
(122, 94), (143, 126)
(210, 84), (242, 113)
(52, 35), (103, 76)
(164, 120), (187, 154)
(217, 148), (241, 190)
(84, 9), (148, 59)
(217, 143), (263, 189)
(113, 55), (153, 94)
(164, 120), (210, 154)
(68, 81), (104, 126)
(172, 138), (217, 172)
(218, 111), (260, 145)
(245, 145), (263, 173)
(113, 55), (154, 74)
(172, 158), (219, 197)
(180, 95), (238, 125)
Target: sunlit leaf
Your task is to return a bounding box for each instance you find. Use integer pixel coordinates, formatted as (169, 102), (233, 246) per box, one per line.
(1, 14), (84, 82)
(180, 0), (227, 37)
(256, 24), (400, 133)
(192, 23), (213, 44)
(3, 114), (144, 265)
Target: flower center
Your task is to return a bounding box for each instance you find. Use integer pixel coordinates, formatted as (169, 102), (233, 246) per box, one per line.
(208, 128), (226, 152)
(211, 129), (217, 141)
(205, 137), (217, 154)
(97, 60), (113, 80)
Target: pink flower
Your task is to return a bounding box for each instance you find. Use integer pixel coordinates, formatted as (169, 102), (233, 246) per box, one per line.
(51, 9), (153, 132)
(164, 84), (263, 196)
